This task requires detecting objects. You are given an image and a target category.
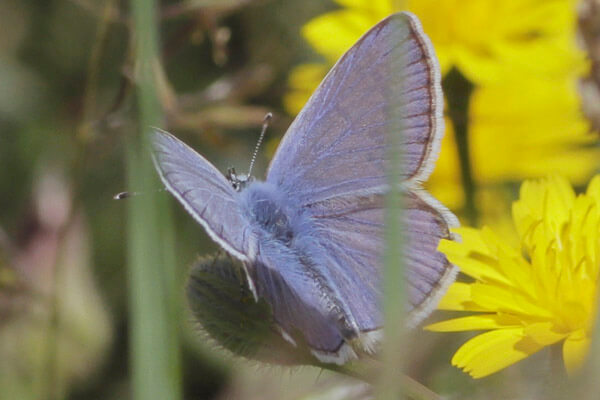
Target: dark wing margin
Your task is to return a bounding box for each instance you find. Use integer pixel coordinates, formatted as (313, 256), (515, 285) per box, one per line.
(402, 189), (458, 325)
(266, 12), (444, 205)
(151, 129), (255, 262)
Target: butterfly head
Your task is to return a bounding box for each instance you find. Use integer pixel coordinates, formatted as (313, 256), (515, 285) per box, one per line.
(227, 167), (254, 192)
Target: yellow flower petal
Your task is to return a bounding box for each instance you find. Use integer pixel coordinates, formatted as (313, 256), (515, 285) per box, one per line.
(302, 10), (377, 62)
(301, 0), (586, 85)
(426, 314), (521, 332)
(283, 64), (329, 115)
(470, 283), (552, 318)
(438, 247), (509, 286)
(452, 329), (545, 378)
(470, 79), (597, 184)
(586, 175), (600, 206)
(408, 0), (584, 83)
(439, 228), (516, 286)
(523, 322), (568, 346)
(563, 330), (590, 375)
(436, 282), (487, 311)
(512, 175), (580, 252)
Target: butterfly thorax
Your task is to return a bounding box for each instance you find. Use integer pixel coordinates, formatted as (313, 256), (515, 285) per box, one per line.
(240, 181), (302, 245)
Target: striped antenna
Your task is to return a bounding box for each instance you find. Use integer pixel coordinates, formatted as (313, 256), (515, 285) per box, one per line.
(248, 112), (272, 177)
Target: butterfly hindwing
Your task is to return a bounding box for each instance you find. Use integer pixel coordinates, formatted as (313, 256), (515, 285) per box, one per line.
(245, 187), (458, 361)
(311, 189), (457, 329)
(250, 239), (348, 356)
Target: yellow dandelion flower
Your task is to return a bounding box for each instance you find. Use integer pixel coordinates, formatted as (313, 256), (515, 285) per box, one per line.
(469, 76), (596, 184)
(283, 63), (329, 117)
(424, 74), (599, 212)
(295, 0), (583, 94)
(427, 175), (600, 378)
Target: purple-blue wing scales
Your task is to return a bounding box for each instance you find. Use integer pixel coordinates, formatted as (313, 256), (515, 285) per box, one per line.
(267, 12), (457, 340)
(309, 190), (458, 334)
(250, 241), (348, 357)
(267, 12), (443, 204)
(152, 129), (254, 262)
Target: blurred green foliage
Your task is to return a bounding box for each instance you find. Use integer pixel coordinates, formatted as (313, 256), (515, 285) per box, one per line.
(0, 1), (337, 399)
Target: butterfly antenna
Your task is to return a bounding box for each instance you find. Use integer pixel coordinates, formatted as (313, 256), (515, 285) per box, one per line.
(248, 112), (272, 177)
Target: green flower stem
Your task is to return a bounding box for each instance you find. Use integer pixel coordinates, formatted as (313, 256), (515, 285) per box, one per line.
(127, 0), (182, 399)
(443, 68), (477, 225)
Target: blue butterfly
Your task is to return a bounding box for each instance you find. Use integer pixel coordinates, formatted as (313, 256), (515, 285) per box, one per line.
(152, 12), (458, 364)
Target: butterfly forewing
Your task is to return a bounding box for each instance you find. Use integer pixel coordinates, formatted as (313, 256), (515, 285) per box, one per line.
(267, 12), (443, 205)
(152, 129), (255, 262)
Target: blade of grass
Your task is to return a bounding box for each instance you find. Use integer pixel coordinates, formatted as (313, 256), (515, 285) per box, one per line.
(377, 8), (407, 400)
(127, 0), (182, 399)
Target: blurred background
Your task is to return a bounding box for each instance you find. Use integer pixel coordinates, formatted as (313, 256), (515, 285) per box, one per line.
(1, 0), (599, 399)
